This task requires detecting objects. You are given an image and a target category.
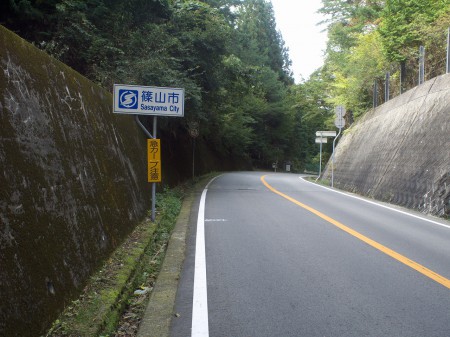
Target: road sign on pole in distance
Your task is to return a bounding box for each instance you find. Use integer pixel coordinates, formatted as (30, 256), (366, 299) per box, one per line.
(335, 105), (346, 119)
(316, 131), (337, 138)
(315, 138), (328, 143)
(334, 116), (345, 129)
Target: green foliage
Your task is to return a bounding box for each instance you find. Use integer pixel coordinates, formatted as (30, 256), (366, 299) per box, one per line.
(286, 71), (334, 170)
(313, 0), (450, 130)
(155, 187), (183, 221)
(328, 30), (388, 117)
(8, 0), (446, 173)
(418, 10), (450, 77)
(233, 0), (293, 84)
(0, 0), (60, 42)
(319, 0), (384, 25)
(379, 0), (448, 62)
(3, 0), (303, 170)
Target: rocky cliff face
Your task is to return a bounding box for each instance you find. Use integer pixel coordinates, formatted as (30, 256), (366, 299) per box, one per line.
(323, 73), (450, 218)
(0, 26), (151, 335)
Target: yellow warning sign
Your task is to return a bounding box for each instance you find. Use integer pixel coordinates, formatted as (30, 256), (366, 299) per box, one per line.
(147, 139), (161, 182)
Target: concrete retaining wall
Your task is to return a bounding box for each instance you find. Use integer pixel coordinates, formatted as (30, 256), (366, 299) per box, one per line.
(323, 73), (450, 217)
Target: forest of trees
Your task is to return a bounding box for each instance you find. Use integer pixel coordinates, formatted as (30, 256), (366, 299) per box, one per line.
(1, 0), (449, 172)
(319, 0), (450, 118)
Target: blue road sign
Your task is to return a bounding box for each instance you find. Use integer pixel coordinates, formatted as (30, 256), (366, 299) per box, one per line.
(113, 84), (185, 117)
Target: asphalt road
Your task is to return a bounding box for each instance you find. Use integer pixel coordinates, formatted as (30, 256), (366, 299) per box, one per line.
(171, 172), (450, 337)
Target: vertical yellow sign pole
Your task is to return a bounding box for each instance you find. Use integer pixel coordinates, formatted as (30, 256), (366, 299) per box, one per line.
(147, 139), (161, 183)
(150, 116), (158, 221)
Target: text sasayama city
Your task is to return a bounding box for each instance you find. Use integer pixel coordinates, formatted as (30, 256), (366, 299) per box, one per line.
(141, 90), (180, 113)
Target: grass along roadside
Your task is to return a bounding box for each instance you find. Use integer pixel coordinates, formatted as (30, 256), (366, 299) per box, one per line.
(45, 187), (184, 337)
(304, 175), (331, 187)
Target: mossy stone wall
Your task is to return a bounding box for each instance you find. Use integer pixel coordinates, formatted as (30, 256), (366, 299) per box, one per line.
(0, 25), (151, 335)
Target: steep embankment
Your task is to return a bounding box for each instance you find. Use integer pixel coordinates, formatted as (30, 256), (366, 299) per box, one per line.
(323, 74), (450, 218)
(0, 26), (152, 335)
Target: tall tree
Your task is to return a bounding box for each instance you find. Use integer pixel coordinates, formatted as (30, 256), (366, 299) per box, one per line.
(379, 0), (449, 62)
(0, 0), (61, 42)
(233, 0), (292, 84)
(1, 0), (300, 170)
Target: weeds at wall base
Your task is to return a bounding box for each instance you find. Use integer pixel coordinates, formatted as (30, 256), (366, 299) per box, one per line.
(44, 187), (183, 337)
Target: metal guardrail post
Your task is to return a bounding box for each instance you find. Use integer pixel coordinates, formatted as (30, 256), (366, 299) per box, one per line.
(447, 28), (450, 74)
(400, 61), (406, 94)
(419, 46), (425, 84)
(385, 72), (390, 102)
(373, 79), (378, 108)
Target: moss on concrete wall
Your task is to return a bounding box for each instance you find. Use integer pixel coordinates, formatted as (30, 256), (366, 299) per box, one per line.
(0, 25), (151, 335)
(323, 74), (450, 217)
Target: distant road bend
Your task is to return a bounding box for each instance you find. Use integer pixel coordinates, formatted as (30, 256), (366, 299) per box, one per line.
(171, 172), (450, 337)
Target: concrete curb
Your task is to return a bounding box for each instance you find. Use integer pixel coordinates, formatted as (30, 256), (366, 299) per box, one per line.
(137, 190), (195, 337)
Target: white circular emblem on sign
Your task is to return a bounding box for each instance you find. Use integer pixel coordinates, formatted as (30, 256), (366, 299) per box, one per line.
(119, 90), (138, 109)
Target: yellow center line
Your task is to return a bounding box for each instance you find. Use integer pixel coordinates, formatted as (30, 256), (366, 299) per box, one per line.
(261, 175), (450, 290)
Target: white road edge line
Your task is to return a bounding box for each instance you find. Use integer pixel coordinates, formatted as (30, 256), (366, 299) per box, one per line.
(191, 188), (209, 337)
(300, 176), (450, 230)
(192, 176), (220, 337)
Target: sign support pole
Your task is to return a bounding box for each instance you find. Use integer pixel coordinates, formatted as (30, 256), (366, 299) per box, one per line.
(315, 131), (335, 181)
(332, 106), (346, 188)
(192, 137), (196, 180)
(133, 115), (158, 222)
(447, 27), (450, 74)
(331, 127), (342, 188)
(134, 115), (153, 138)
(151, 116), (157, 222)
(318, 132), (323, 180)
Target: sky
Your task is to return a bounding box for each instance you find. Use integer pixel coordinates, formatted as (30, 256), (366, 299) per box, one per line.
(270, 0), (328, 83)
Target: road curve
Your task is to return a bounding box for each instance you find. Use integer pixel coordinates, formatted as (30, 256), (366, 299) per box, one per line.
(171, 172), (450, 337)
